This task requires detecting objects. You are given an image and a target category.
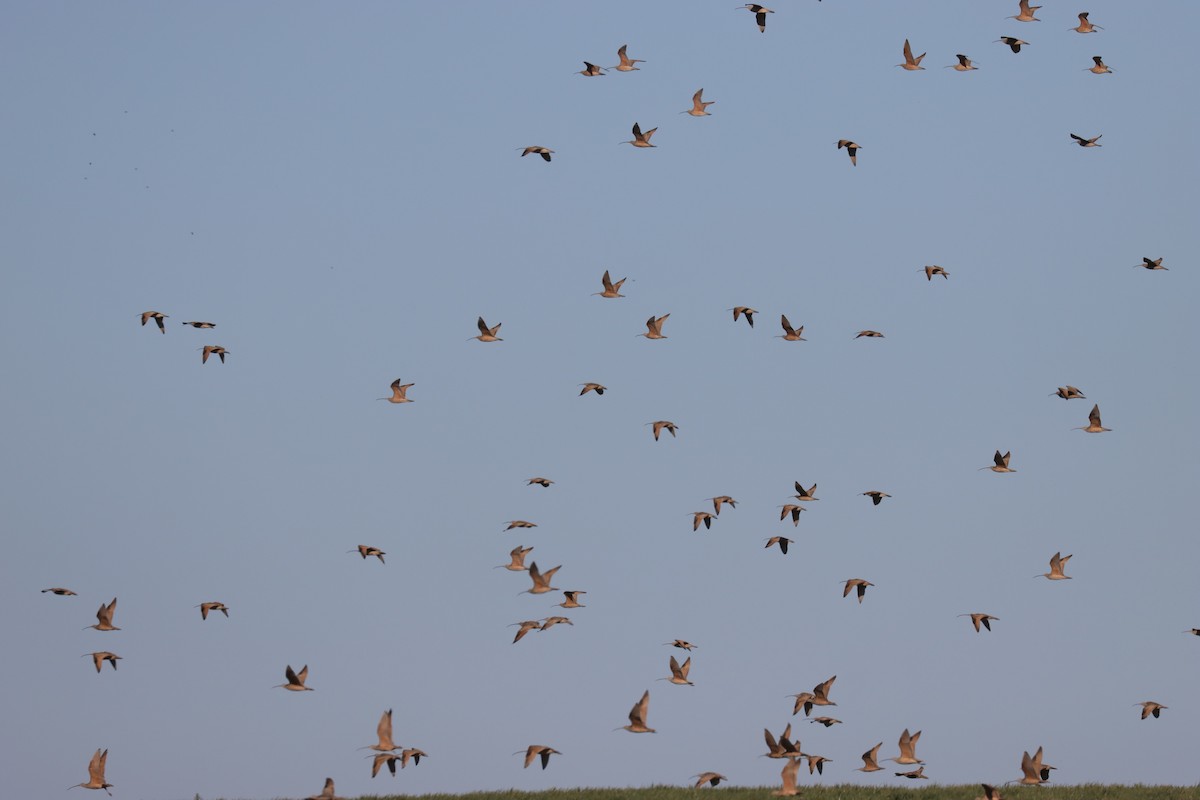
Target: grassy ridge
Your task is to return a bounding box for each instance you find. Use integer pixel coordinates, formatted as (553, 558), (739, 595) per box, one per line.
(329, 786), (1200, 800)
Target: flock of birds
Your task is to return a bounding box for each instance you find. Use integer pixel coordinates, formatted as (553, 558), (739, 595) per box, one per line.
(41, 2), (1190, 799)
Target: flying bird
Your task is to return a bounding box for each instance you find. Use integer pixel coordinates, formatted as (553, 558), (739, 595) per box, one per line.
(620, 690), (656, 733)
(683, 88), (715, 116)
(1007, 0), (1042, 22)
(896, 766), (928, 780)
(692, 511), (715, 531)
(890, 728), (924, 765)
(524, 562), (561, 595)
(837, 139), (861, 166)
(779, 504), (806, 525)
(593, 270), (626, 298)
(648, 420), (679, 441)
(1070, 133), (1102, 147)
(862, 491), (891, 505)
(611, 44), (645, 71)
(793, 482), (818, 501)
(729, 307), (757, 327)
(639, 313), (670, 339)
(200, 345), (228, 364)
(1087, 55), (1113, 73)
(665, 639), (698, 651)
(1037, 551), (1073, 580)
(898, 39), (926, 70)
(709, 495), (738, 515)
(505, 520), (537, 531)
(578, 62), (606, 76)
(43, 587), (77, 596)
(472, 316), (502, 342)
(923, 265), (949, 280)
(275, 664), (313, 691)
(557, 590), (586, 608)
(843, 578), (874, 604)
(739, 4), (773, 33)
(87, 598), (119, 631)
(693, 773), (727, 788)
(378, 379), (414, 403)
(857, 743), (885, 772)
(1051, 386), (1086, 400)
(510, 620), (542, 643)
(1071, 12), (1103, 33)
(771, 756), (801, 796)
(527, 477), (554, 487)
(181, 321), (216, 328)
(855, 330), (884, 338)
(981, 450), (1015, 473)
(623, 122), (658, 148)
(196, 601), (229, 620)
(84, 652), (121, 673)
(996, 37), (1029, 53)
(947, 54), (978, 71)
(1134, 257), (1167, 270)
(518, 745), (562, 769)
(539, 615), (572, 631)
(139, 311), (167, 332)
(765, 536), (793, 554)
(579, 383), (606, 396)
(497, 545), (534, 572)
(778, 315), (806, 341)
(662, 655), (694, 686)
(305, 777), (343, 800)
(362, 708), (400, 752)
(349, 545), (386, 563)
(1136, 701), (1167, 720)
(70, 749), (113, 795)
(519, 146), (554, 162)
(959, 613), (999, 632)
(1073, 404), (1111, 432)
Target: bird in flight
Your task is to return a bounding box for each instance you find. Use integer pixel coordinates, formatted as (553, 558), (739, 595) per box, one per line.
(898, 39), (926, 70)
(623, 122), (658, 148)
(996, 37), (1029, 53)
(140, 310), (167, 332)
(1070, 133), (1102, 147)
(611, 44), (645, 72)
(837, 139), (861, 166)
(683, 88), (715, 117)
(519, 146), (554, 162)
(70, 748), (113, 795)
(739, 5), (773, 33)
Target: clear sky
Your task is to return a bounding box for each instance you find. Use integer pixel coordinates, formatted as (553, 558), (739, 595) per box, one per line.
(2, 1), (1198, 798)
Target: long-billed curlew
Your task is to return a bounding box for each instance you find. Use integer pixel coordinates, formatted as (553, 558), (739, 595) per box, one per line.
(527, 477), (554, 488)
(660, 655), (694, 686)
(84, 652), (121, 672)
(400, 748), (426, 768)
(1071, 12), (1102, 33)
(517, 745), (561, 769)
(1037, 552), (1073, 580)
(683, 88), (715, 116)
(519, 146), (554, 162)
(709, 495), (738, 515)
(692, 511), (715, 531)
(959, 613), (999, 632)
(810, 675), (837, 707)
(739, 4), (773, 33)
(996, 37), (1029, 53)
(1185, 628), (1200, 636)
(780, 504), (806, 525)
(765, 536), (793, 554)
(510, 620), (542, 643)
(1016, 747), (1055, 785)
(557, 590), (586, 608)
(594, 270), (627, 298)
(898, 39), (926, 70)
(619, 690), (656, 733)
(181, 320), (216, 328)
(579, 383), (606, 396)
(611, 44), (644, 71)
(578, 61), (606, 76)
(640, 313), (670, 338)
(497, 545), (534, 571)
(70, 749), (113, 795)
(947, 54), (978, 71)
(730, 307), (757, 328)
(275, 664), (313, 691)
(140, 311), (167, 332)
(665, 639), (697, 651)
(897, 766), (928, 779)
(837, 140), (861, 166)
(349, 544), (386, 563)
(378, 379), (414, 403)
(1051, 385), (1086, 400)
(778, 315), (806, 341)
(789, 692), (816, 717)
(981, 450), (1015, 473)
(1136, 701), (1167, 719)
(764, 725), (803, 758)
(524, 562), (561, 595)
(540, 615), (572, 631)
(862, 490), (891, 505)
(855, 330), (884, 338)
(923, 265), (949, 280)
(196, 601), (229, 620)
(807, 754), (832, 775)
(793, 482), (819, 501)
(772, 756), (801, 796)
(1134, 257), (1167, 270)
(305, 777), (343, 800)
(1087, 55), (1113, 73)
(809, 717), (842, 727)
(623, 122), (658, 148)
(1073, 404), (1110, 432)
(505, 521), (537, 531)
(200, 345), (228, 364)
(1070, 133), (1102, 147)
(1007, 0), (1041, 22)
(43, 587), (78, 596)
(843, 578), (874, 604)
(648, 420), (679, 440)
(87, 598), (119, 631)
(857, 743), (884, 772)
(367, 753), (402, 778)
(693, 772), (727, 788)
(890, 729), (924, 765)
(472, 316), (502, 342)
(361, 708), (400, 752)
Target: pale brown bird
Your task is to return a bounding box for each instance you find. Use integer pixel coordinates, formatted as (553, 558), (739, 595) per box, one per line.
(890, 728), (924, 765)
(789, 692), (816, 717)
(84, 652), (121, 673)
(524, 562), (561, 595)
(665, 639), (697, 651)
(1087, 55), (1113, 73)
(640, 313), (670, 338)
(793, 482), (819, 501)
(896, 766), (928, 779)
(771, 756), (801, 796)
(1007, 0), (1042, 22)
(765, 536), (793, 554)
(898, 39), (926, 70)
(1071, 12), (1103, 33)
(843, 579), (873, 604)
(43, 587), (77, 596)
(837, 139), (861, 166)
(807, 754), (832, 775)
(779, 504), (806, 525)
(978, 784), (1004, 800)
(87, 598), (119, 632)
(855, 330), (884, 338)
(947, 54), (978, 71)
(1070, 133), (1102, 147)
(764, 725), (803, 758)
(620, 690), (656, 733)
(578, 61), (606, 76)
(518, 745), (562, 769)
(140, 311), (167, 332)
(739, 4), (773, 33)
(862, 491), (890, 505)
(1051, 386), (1086, 400)
(730, 307), (757, 327)
(579, 382), (607, 396)
(857, 743), (884, 772)
(511, 620), (542, 643)
(472, 316), (503, 342)
(181, 321), (216, 328)
(1073, 404), (1110, 433)
(497, 545), (534, 571)
(692, 511), (715, 531)
(367, 752), (402, 778)
(557, 590), (587, 608)
(200, 345), (228, 364)
(683, 88), (715, 117)
(275, 664), (313, 691)
(519, 146), (554, 162)
(777, 315), (806, 341)
(981, 450), (1015, 473)
(527, 477), (554, 488)
(1017, 747), (1055, 784)
(539, 615), (572, 631)
(594, 270), (627, 298)
(692, 772), (727, 788)
(1037, 551), (1073, 580)
(505, 521), (537, 531)
(648, 420), (679, 441)
(810, 675), (837, 707)
(1136, 701), (1167, 719)
(662, 655), (694, 686)
(70, 749), (113, 795)
(623, 122), (658, 148)
(378, 379), (414, 403)
(959, 613), (999, 632)
(923, 265), (949, 280)
(400, 749), (427, 768)
(305, 777), (343, 800)
(196, 601), (229, 620)
(360, 709), (401, 752)
(709, 495), (738, 515)
(996, 36), (1030, 53)
(1134, 257), (1167, 270)
(809, 717), (842, 727)
(611, 44), (645, 71)
(349, 544), (386, 563)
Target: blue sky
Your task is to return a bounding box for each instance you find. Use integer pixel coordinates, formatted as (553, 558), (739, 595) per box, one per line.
(2, 1), (1198, 798)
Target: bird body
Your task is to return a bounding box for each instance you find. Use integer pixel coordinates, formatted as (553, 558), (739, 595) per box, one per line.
(140, 311), (167, 332)
(70, 748), (113, 795)
(623, 122), (658, 148)
(43, 587), (77, 595)
(648, 420), (679, 440)
(857, 743), (884, 772)
(684, 89), (715, 116)
(498, 545), (533, 571)
(1135, 257), (1167, 270)
(200, 345), (228, 364)
(88, 598), (120, 631)
(739, 4), (773, 33)
(275, 663), (313, 691)
(578, 62), (606, 76)
(1070, 133), (1103, 147)
(519, 146), (554, 162)
(473, 316), (502, 342)
(837, 140), (860, 166)
(1051, 385), (1086, 400)
(1073, 404), (1110, 432)
(181, 320), (215, 328)
(197, 601), (229, 620)
(379, 379), (414, 403)
(898, 39), (926, 70)
(612, 44), (644, 71)
(621, 690), (655, 732)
